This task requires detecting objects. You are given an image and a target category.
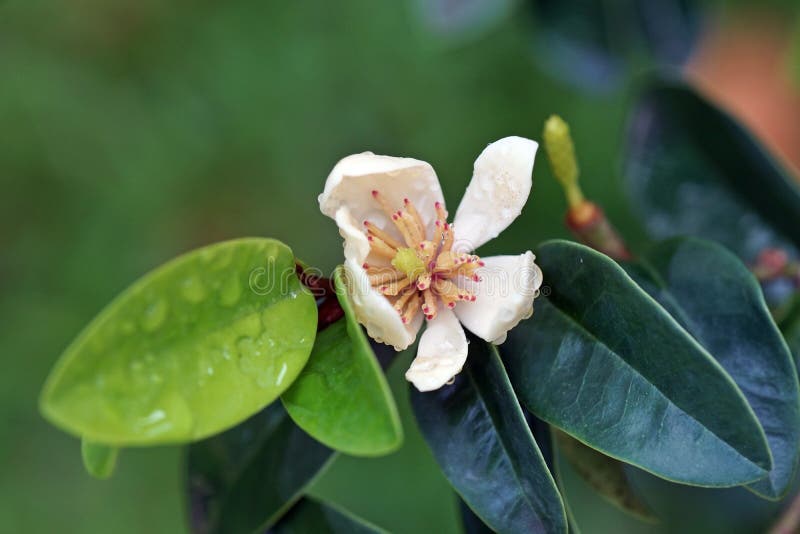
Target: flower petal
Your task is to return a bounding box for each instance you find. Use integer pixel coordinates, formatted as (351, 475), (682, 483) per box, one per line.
(405, 308), (468, 392)
(453, 137), (538, 252)
(454, 251), (542, 345)
(319, 152), (444, 236)
(342, 257), (422, 351)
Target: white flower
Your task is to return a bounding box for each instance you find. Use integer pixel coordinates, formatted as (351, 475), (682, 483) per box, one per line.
(318, 137), (543, 392)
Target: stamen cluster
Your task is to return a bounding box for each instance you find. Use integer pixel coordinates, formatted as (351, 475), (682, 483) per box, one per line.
(363, 190), (484, 324)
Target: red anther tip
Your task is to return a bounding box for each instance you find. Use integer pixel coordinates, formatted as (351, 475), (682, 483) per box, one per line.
(434, 201), (441, 208)
(371, 190), (379, 197)
(363, 220), (369, 226)
(403, 198), (410, 204)
(367, 235), (374, 241)
(448, 302), (456, 309)
(362, 263), (369, 269)
(444, 223), (450, 230)
(419, 243), (425, 249)
(391, 214), (398, 220)
(471, 296), (477, 301)
(380, 286), (387, 291)
(478, 261), (485, 267)
(402, 317), (409, 324)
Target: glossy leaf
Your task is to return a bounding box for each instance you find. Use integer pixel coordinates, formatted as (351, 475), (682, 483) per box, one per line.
(187, 403), (334, 534)
(281, 266), (402, 457)
(502, 240), (772, 487)
(624, 78), (800, 264)
(624, 238), (800, 499)
(553, 431), (656, 522)
(80, 439), (119, 480)
(531, 0), (699, 91)
(40, 238), (317, 446)
(268, 498), (387, 534)
(411, 338), (567, 533)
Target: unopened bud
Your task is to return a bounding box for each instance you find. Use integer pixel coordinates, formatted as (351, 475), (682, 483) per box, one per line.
(543, 115), (584, 210)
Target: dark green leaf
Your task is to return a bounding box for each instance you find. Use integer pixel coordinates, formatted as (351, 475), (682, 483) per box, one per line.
(553, 430), (656, 522)
(411, 338), (567, 533)
(187, 403), (334, 534)
(624, 78), (800, 264)
(268, 497), (387, 534)
(502, 240), (771, 487)
(531, 0), (699, 91)
(41, 238), (318, 446)
(624, 237), (800, 499)
(281, 266), (402, 457)
(80, 439), (119, 480)
(458, 499), (493, 534)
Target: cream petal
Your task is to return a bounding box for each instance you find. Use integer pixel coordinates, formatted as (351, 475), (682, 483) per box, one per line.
(405, 308), (468, 392)
(342, 257), (422, 351)
(452, 137), (538, 252)
(454, 252), (542, 345)
(319, 152), (445, 237)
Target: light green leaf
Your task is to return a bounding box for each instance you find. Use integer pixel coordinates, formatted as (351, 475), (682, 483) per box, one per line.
(40, 238), (317, 446)
(411, 338), (567, 533)
(502, 240), (772, 487)
(80, 438), (119, 480)
(281, 266), (402, 457)
(553, 430), (656, 522)
(624, 238), (800, 499)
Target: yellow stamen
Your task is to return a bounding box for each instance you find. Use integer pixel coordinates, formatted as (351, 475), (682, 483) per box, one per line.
(368, 235), (398, 258)
(379, 277), (412, 296)
(401, 293), (422, 324)
(393, 285), (417, 313)
(403, 198), (426, 240)
(368, 270), (405, 286)
(364, 221), (404, 250)
(422, 289), (437, 320)
(392, 212), (418, 247)
(441, 223), (454, 253)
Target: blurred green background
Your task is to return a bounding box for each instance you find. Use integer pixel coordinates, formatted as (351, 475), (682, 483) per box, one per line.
(2, 0), (798, 532)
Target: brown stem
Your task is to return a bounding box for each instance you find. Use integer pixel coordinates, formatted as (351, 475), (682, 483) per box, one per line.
(565, 202), (632, 261)
(295, 262), (344, 332)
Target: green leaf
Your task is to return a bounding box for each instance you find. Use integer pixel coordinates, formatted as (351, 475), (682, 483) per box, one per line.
(281, 266), (402, 457)
(187, 403), (335, 534)
(502, 240), (772, 487)
(40, 238), (318, 446)
(269, 497), (388, 534)
(624, 77), (800, 263)
(411, 338), (567, 533)
(80, 438), (119, 480)
(624, 238), (800, 499)
(553, 430), (656, 522)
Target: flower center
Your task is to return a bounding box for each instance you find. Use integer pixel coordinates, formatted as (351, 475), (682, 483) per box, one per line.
(391, 248), (426, 280)
(362, 191), (483, 324)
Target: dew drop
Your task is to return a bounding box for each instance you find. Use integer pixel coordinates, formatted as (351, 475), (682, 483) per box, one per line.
(219, 276), (242, 307)
(141, 299), (168, 332)
(181, 276), (207, 303)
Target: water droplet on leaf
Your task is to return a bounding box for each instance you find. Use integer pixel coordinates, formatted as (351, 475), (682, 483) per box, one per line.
(141, 299), (168, 332)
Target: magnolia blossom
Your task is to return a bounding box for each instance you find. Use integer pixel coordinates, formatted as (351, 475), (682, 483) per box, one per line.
(318, 137), (543, 391)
